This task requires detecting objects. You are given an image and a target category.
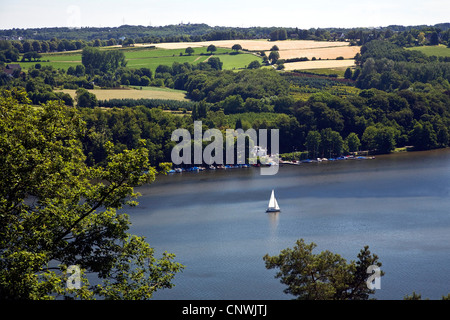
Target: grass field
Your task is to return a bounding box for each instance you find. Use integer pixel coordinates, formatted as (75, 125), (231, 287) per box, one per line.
(405, 45), (450, 57)
(56, 86), (189, 101)
(17, 45), (263, 72)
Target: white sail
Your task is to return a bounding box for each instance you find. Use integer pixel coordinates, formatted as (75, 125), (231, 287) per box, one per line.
(267, 190), (280, 212)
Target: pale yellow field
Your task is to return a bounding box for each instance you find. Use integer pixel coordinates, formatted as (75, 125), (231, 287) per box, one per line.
(56, 87), (189, 102)
(283, 59), (356, 71)
(272, 46), (361, 60)
(148, 39), (353, 51)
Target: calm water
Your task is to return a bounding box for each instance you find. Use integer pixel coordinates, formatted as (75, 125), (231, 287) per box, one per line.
(128, 149), (450, 300)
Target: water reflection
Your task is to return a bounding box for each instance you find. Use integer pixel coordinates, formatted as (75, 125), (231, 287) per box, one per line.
(268, 212), (279, 236)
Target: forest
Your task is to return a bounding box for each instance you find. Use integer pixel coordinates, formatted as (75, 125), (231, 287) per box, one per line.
(0, 25), (449, 168)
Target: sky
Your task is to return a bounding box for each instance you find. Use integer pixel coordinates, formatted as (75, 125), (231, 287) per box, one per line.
(0, 0), (449, 30)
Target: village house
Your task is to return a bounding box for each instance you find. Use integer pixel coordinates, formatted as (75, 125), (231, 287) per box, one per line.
(3, 64), (22, 77)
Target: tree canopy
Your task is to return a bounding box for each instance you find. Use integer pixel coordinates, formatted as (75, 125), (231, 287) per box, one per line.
(263, 239), (383, 300)
(0, 89), (184, 299)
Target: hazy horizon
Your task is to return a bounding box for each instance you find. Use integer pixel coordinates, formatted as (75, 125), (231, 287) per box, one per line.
(1, 0), (449, 30)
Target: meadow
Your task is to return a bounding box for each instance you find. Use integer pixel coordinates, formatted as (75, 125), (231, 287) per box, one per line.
(405, 44), (450, 57)
(17, 45), (263, 73)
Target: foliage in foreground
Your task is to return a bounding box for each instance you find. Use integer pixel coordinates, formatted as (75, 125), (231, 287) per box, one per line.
(263, 239), (383, 300)
(0, 89), (184, 299)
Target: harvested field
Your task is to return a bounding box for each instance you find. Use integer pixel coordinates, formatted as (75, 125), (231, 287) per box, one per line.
(147, 39), (360, 69)
(56, 87), (189, 102)
(149, 40), (353, 51)
(283, 59), (356, 71)
(273, 46), (361, 60)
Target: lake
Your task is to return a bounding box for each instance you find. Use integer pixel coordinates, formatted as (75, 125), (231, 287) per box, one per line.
(128, 148), (450, 300)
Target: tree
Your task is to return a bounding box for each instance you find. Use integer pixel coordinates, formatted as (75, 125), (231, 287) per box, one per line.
(345, 132), (361, 152)
(344, 68), (353, 79)
(93, 39), (102, 47)
(429, 31), (439, 46)
(31, 40), (41, 52)
(247, 60), (261, 69)
(76, 88), (98, 108)
(207, 44), (217, 54)
(417, 32), (426, 45)
(319, 128), (344, 157)
(22, 51), (42, 62)
(82, 47), (127, 74)
(409, 121), (437, 150)
(0, 89), (184, 299)
(263, 239), (383, 300)
(221, 95), (244, 114)
(185, 47), (195, 56)
(207, 56), (223, 70)
(362, 125), (397, 154)
(75, 64), (86, 77)
(232, 44), (242, 52)
(270, 29), (287, 41)
(122, 38), (135, 47)
(268, 51), (280, 64)
(305, 131), (321, 158)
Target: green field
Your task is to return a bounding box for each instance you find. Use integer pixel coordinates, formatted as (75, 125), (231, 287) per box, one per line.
(17, 46), (263, 72)
(406, 44), (450, 57)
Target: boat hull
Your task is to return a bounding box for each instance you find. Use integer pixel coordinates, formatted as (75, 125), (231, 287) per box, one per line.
(266, 208), (280, 212)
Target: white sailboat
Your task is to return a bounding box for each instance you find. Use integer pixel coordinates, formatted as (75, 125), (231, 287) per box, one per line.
(266, 189), (280, 212)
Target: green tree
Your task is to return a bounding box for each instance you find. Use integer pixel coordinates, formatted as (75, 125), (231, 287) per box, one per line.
(232, 44), (242, 52)
(362, 125), (397, 154)
(81, 47), (126, 74)
(268, 51), (280, 64)
(22, 51), (42, 62)
(409, 121), (437, 150)
(344, 68), (353, 79)
(270, 45), (279, 51)
(207, 44), (217, 54)
(305, 131), (321, 158)
(247, 60), (261, 69)
(122, 38), (135, 47)
(185, 47), (195, 56)
(0, 89), (184, 299)
(207, 56), (223, 70)
(221, 95), (244, 114)
(429, 31), (439, 46)
(76, 88), (98, 108)
(345, 132), (361, 152)
(263, 239), (383, 300)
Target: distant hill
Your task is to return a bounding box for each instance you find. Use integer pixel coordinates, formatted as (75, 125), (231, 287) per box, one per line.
(1, 23), (449, 42)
